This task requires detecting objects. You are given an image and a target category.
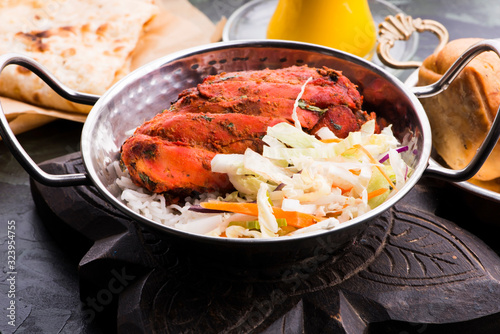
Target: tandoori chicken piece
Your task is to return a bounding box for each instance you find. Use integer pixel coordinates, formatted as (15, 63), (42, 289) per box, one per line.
(121, 134), (233, 196)
(121, 113), (284, 196)
(134, 112), (285, 153)
(169, 66), (368, 132)
(120, 65), (378, 200)
(197, 68), (362, 111)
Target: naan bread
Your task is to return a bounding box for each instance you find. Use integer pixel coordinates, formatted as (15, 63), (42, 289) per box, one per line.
(0, 0), (159, 113)
(418, 38), (500, 181)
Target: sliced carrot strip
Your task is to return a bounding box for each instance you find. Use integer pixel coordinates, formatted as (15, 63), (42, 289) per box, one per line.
(200, 201), (258, 215)
(320, 138), (342, 143)
(200, 201), (320, 228)
(354, 144), (397, 192)
(273, 208), (319, 228)
(367, 187), (388, 200)
(349, 169), (361, 176)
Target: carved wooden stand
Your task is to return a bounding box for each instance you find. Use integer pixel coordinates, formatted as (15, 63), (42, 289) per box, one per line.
(31, 153), (500, 333)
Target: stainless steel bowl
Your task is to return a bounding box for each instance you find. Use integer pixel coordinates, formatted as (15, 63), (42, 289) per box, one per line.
(2, 39), (500, 270)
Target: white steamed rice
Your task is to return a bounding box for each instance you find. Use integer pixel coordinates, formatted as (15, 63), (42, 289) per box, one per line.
(110, 160), (219, 229)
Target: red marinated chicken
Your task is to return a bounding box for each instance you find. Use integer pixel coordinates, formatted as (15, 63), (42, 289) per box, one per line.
(120, 65), (377, 200)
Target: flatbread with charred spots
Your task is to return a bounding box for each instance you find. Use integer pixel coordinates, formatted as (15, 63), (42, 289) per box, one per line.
(0, 0), (159, 113)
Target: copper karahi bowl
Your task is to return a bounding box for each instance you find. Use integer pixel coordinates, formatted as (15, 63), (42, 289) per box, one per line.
(2, 40), (500, 270)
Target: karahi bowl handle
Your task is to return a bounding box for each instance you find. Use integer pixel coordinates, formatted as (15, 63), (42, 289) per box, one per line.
(378, 15), (500, 182)
(412, 39), (500, 182)
(0, 53), (99, 187)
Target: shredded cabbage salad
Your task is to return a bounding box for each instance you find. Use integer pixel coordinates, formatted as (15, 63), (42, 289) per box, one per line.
(177, 80), (412, 238)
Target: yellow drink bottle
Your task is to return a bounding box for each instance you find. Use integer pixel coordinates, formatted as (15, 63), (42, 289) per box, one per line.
(266, 0), (377, 58)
